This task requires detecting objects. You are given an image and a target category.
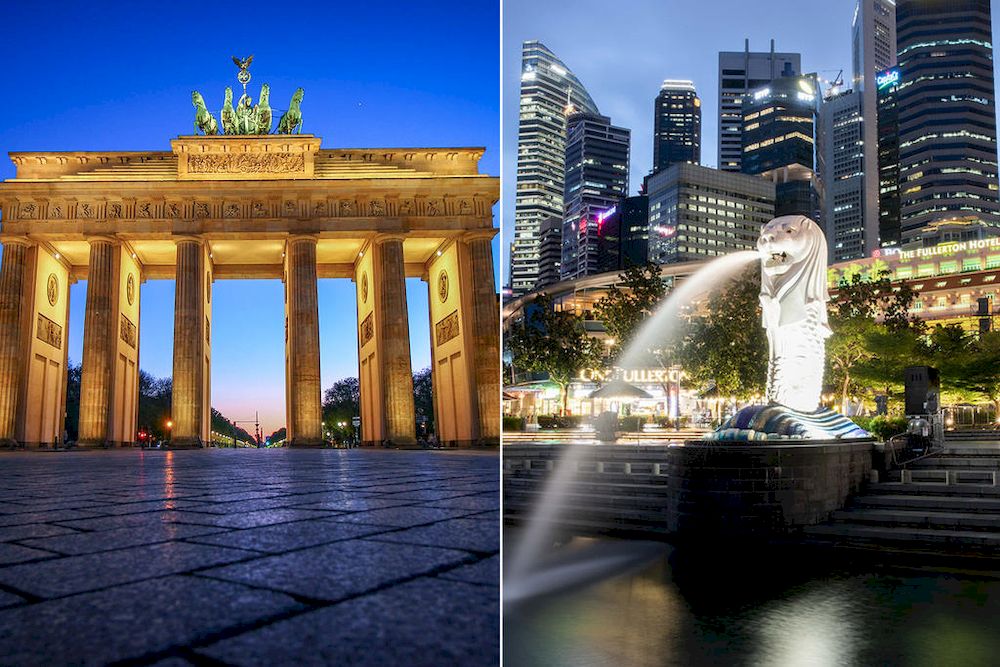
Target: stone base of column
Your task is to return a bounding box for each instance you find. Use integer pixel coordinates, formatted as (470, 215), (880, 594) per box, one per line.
(76, 440), (113, 450)
(166, 437), (204, 450)
(439, 438), (500, 448)
(287, 437), (325, 448)
(0, 438), (19, 449)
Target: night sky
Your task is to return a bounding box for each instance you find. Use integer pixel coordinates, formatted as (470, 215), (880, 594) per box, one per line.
(500, 0), (1000, 282)
(0, 0), (499, 435)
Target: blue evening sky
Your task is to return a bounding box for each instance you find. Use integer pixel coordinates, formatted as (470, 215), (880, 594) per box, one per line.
(500, 0), (1000, 283)
(0, 0), (499, 435)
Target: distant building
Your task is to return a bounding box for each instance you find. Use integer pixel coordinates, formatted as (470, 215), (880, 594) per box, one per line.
(536, 216), (563, 289)
(510, 40), (600, 295)
(621, 194), (650, 267)
(560, 111), (630, 281)
(852, 0), (897, 255)
(895, 0), (1000, 246)
(646, 163), (775, 264)
(741, 74), (821, 219)
(718, 40), (801, 172)
(877, 66), (902, 249)
(653, 80), (701, 173)
(819, 88), (866, 262)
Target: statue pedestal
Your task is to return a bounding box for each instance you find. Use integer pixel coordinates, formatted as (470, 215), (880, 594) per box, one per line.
(707, 404), (870, 441)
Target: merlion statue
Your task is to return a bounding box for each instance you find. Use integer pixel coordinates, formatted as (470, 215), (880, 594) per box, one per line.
(708, 215), (868, 441)
(757, 215), (832, 412)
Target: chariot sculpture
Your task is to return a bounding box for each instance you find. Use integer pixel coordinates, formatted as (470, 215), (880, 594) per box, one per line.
(191, 56), (304, 136)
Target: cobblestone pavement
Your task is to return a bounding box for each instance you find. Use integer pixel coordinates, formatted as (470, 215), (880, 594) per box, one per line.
(0, 449), (499, 666)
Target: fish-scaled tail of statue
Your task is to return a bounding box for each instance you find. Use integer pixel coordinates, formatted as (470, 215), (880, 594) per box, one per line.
(708, 215), (869, 441)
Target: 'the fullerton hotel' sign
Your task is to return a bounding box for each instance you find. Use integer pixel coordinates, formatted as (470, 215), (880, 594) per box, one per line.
(897, 237), (1000, 261)
(578, 366), (683, 384)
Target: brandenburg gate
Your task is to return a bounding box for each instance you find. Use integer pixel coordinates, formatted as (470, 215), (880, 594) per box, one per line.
(0, 135), (500, 448)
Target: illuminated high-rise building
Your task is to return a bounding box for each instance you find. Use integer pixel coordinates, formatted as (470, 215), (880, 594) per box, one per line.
(560, 111), (630, 281)
(895, 0), (1000, 246)
(509, 41), (599, 295)
(653, 80), (701, 173)
(718, 40), (800, 172)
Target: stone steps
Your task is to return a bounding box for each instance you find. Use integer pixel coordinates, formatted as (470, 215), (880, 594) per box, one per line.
(830, 507), (1000, 531)
(855, 493), (1000, 510)
(805, 523), (1000, 549)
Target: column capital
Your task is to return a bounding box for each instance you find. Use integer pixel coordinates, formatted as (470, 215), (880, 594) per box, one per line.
(0, 236), (33, 248)
(462, 229), (497, 243)
(373, 232), (407, 245)
(286, 234), (319, 246)
(171, 235), (205, 246)
(84, 234), (119, 247)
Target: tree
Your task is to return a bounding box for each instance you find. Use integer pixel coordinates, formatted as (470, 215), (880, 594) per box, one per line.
(826, 269), (923, 411)
(679, 268), (768, 401)
(947, 331), (1000, 416)
(64, 361), (82, 441)
(413, 367), (434, 429)
(322, 377), (360, 441)
(593, 262), (666, 357)
(505, 294), (604, 415)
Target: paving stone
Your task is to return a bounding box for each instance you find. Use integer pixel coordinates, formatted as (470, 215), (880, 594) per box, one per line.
(54, 510), (197, 532)
(419, 494), (500, 511)
(0, 509), (101, 528)
(186, 519), (393, 553)
(438, 555), (500, 587)
(0, 541), (256, 598)
(199, 538), (473, 602)
(326, 506), (474, 527)
(0, 575), (303, 665)
(198, 577), (498, 666)
(0, 523), (79, 543)
(175, 508), (340, 529)
(369, 518), (500, 553)
(19, 523), (226, 555)
(291, 497), (414, 512)
(0, 543), (58, 565)
(0, 590), (25, 609)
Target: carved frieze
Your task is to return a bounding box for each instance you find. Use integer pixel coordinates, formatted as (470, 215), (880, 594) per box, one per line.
(137, 202), (153, 218)
(36, 314), (62, 349)
(435, 310), (460, 346)
(108, 202), (123, 219)
(186, 153), (305, 175)
(360, 313), (374, 347)
(224, 202), (240, 218)
(368, 199), (385, 217)
(120, 314), (137, 349)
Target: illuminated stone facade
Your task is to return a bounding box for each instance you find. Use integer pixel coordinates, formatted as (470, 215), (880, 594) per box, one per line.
(0, 135), (500, 448)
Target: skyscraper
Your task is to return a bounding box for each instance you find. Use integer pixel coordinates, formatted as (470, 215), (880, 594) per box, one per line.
(560, 111), (630, 281)
(510, 41), (600, 295)
(741, 74), (821, 219)
(895, 0), (1000, 246)
(646, 163), (775, 264)
(852, 0), (897, 254)
(718, 40), (801, 172)
(876, 66), (902, 248)
(819, 88), (866, 261)
(653, 80), (701, 173)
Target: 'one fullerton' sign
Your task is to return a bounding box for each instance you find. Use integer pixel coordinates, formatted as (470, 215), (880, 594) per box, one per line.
(578, 367), (683, 384)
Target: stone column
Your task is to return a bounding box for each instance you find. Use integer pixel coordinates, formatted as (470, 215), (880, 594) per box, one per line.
(78, 238), (118, 446)
(464, 232), (501, 443)
(0, 240), (30, 446)
(285, 235), (323, 447)
(376, 235), (416, 445)
(170, 238), (206, 448)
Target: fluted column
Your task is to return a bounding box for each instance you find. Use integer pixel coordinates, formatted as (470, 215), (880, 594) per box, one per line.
(0, 241), (30, 445)
(78, 239), (118, 446)
(376, 236), (416, 444)
(285, 235), (323, 447)
(465, 232), (501, 443)
(170, 239), (206, 448)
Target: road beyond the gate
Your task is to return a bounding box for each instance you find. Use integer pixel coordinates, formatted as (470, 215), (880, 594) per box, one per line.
(0, 448), (499, 665)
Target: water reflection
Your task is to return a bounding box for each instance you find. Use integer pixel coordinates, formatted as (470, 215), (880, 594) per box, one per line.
(504, 536), (1000, 667)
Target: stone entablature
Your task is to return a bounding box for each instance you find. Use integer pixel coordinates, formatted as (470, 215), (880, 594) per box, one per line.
(172, 135), (318, 180)
(7, 137), (486, 181)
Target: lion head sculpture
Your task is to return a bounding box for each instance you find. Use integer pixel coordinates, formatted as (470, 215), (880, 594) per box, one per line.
(757, 215), (830, 331)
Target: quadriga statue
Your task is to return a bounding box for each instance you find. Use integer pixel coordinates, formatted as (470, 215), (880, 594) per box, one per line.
(709, 215), (868, 441)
